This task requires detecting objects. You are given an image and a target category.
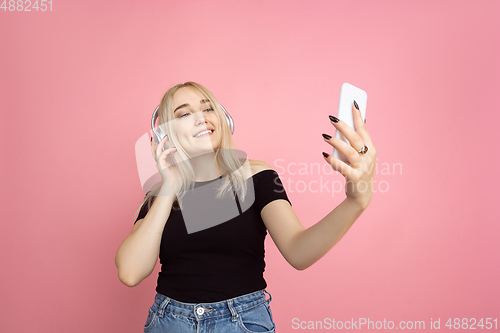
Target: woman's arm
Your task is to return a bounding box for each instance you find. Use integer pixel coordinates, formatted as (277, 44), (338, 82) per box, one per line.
(115, 188), (176, 287)
(263, 101), (376, 270)
(261, 197), (365, 270)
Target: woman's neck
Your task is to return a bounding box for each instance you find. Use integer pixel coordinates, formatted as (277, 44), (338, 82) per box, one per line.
(190, 151), (221, 182)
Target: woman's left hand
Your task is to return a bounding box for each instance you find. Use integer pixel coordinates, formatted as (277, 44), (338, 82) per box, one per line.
(322, 102), (377, 210)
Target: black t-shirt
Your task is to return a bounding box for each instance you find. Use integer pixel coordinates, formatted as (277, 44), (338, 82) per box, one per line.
(134, 169), (292, 303)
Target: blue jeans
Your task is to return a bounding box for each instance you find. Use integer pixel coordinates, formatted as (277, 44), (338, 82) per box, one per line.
(143, 289), (276, 332)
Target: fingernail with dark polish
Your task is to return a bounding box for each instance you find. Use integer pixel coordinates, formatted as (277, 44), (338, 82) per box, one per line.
(322, 133), (332, 140)
(354, 100), (359, 110)
(322, 152), (329, 158)
(329, 115), (339, 123)
(364, 118), (366, 123)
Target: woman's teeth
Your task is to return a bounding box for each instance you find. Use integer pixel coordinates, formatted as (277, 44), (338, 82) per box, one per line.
(194, 130), (213, 138)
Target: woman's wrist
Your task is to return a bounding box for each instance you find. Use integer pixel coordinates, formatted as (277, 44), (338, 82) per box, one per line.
(158, 185), (176, 198)
(346, 196), (371, 211)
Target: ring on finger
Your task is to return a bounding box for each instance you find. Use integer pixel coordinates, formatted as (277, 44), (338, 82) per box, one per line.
(357, 144), (369, 154)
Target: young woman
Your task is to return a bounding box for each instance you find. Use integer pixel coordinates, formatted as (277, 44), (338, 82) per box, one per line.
(115, 81), (376, 333)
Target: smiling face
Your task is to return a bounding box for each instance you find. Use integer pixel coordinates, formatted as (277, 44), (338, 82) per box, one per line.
(171, 86), (221, 156)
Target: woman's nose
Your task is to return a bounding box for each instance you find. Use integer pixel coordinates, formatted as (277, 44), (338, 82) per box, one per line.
(194, 110), (207, 125)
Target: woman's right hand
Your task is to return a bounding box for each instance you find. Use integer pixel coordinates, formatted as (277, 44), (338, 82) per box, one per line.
(151, 135), (182, 196)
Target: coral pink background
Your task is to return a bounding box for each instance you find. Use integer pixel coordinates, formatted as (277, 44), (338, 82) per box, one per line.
(1, 0), (499, 332)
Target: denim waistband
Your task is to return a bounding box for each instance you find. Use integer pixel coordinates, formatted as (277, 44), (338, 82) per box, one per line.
(153, 289), (272, 321)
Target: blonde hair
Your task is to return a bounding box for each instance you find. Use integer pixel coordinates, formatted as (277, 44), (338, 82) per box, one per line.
(134, 81), (250, 219)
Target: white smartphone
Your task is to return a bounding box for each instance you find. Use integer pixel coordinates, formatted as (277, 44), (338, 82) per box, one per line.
(332, 83), (367, 165)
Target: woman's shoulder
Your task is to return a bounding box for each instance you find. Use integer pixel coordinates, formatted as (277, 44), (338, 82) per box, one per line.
(249, 159), (274, 176)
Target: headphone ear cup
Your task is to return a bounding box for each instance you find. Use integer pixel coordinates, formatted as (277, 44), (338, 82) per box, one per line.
(151, 105), (163, 145)
(225, 114), (233, 134)
(156, 126), (165, 140)
(155, 126), (167, 150)
(219, 104), (234, 135)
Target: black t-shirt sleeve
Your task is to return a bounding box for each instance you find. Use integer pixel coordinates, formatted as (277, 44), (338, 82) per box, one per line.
(253, 169), (292, 214)
(134, 196), (150, 224)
